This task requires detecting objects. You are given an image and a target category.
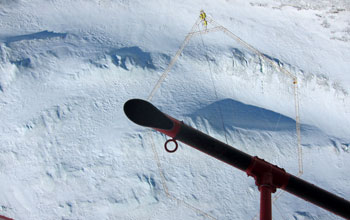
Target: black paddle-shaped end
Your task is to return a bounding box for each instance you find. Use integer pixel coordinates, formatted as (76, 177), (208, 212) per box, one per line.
(124, 99), (174, 130)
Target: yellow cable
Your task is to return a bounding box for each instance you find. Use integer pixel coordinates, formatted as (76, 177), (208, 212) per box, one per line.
(146, 13), (304, 220)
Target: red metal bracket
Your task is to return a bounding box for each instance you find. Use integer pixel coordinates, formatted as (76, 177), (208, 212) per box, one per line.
(246, 156), (290, 190)
(246, 157), (291, 220)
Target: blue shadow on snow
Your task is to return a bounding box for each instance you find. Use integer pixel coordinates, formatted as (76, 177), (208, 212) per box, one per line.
(5, 31), (67, 46)
(110, 46), (155, 70)
(187, 99), (296, 131)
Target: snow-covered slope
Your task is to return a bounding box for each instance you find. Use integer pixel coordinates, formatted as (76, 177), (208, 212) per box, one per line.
(0, 0), (349, 219)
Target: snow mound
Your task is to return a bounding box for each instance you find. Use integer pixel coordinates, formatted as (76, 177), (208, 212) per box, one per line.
(188, 98), (296, 131)
(110, 46), (156, 70)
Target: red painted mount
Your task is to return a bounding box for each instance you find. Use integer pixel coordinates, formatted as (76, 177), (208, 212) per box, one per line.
(246, 156), (290, 191)
(246, 156), (291, 220)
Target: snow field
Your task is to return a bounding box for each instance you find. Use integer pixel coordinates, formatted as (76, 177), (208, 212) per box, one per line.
(0, 0), (349, 219)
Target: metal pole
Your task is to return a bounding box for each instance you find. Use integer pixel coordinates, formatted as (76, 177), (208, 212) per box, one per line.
(124, 99), (350, 219)
(260, 185), (272, 220)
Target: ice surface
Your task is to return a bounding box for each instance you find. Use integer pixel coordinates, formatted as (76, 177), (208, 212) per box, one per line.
(0, 0), (349, 219)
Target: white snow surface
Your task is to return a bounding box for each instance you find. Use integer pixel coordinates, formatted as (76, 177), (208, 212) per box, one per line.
(0, 0), (350, 219)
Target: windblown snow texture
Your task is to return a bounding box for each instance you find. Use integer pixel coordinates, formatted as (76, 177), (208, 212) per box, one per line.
(0, 0), (349, 220)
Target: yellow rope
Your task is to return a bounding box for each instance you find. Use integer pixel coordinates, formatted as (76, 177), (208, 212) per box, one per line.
(207, 17), (303, 175)
(198, 23), (229, 144)
(146, 12), (304, 220)
(147, 18), (202, 101)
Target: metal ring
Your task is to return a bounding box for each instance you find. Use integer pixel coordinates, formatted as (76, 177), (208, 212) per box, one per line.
(164, 139), (178, 153)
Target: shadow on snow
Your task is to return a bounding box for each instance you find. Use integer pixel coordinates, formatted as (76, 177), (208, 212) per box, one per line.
(5, 30), (67, 46)
(187, 98), (296, 131)
(109, 46), (156, 70)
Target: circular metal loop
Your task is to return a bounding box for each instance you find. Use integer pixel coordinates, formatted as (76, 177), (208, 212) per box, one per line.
(164, 139), (178, 153)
